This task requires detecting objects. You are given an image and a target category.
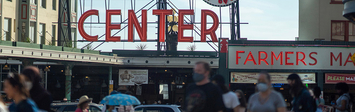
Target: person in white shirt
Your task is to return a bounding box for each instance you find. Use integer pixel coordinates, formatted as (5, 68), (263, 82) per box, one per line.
(212, 74), (240, 112)
(333, 82), (353, 112)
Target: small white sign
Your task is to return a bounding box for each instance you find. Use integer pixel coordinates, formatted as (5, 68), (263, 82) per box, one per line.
(110, 80), (114, 85)
(119, 69), (148, 85)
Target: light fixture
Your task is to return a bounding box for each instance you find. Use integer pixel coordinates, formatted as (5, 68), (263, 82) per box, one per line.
(2, 60), (9, 71)
(75, 81), (81, 88)
(101, 80), (107, 87)
(55, 80), (61, 88)
(44, 66), (50, 72)
(165, 70), (167, 72)
(182, 82), (185, 85)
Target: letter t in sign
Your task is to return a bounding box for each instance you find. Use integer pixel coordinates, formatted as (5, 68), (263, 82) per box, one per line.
(153, 10), (173, 42)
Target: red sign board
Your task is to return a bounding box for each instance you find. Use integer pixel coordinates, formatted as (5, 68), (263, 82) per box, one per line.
(78, 9), (219, 42)
(325, 74), (355, 84)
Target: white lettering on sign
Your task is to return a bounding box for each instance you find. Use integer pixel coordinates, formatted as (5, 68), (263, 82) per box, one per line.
(228, 46), (355, 70)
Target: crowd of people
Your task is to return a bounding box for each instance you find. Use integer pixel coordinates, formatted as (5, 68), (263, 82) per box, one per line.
(0, 66), (53, 112)
(0, 63), (353, 112)
(183, 61), (355, 112)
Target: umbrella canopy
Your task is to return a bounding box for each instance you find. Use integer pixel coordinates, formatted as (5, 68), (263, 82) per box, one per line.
(100, 93), (141, 106)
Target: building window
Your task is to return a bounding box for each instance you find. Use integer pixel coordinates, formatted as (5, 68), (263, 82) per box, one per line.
(52, 0), (56, 10)
(330, 0), (343, 4)
(30, 0), (37, 5)
(39, 23), (46, 44)
(331, 20), (355, 41)
(3, 18), (11, 41)
(41, 0), (46, 8)
(71, 30), (75, 48)
(30, 22), (36, 43)
(71, 0), (75, 12)
(52, 25), (56, 45)
(6, 0), (11, 2)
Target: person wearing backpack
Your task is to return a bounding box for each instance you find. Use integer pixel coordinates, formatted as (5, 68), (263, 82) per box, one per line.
(313, 87), (325, 112)
(333, 82), (353, 112)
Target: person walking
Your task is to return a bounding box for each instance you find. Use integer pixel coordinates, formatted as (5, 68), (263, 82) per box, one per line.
(247, 71), (287, 112)
(287, 73), (315, 112)
(211, 74), (240, 112)
(313, 86), (325, 112)
(75, 95), (92, 112)
(22, 66), (53, 112)
(184, 61), (225, 112)
(333, 82), (353, 112)
(5, 73), (39, 112)
(102, 91), (119, 112)
(235, 90), (247, 112)
(118, 91), (134, 112)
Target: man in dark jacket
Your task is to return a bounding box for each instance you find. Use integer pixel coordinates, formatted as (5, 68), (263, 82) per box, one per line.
(22, 66), (53, 112)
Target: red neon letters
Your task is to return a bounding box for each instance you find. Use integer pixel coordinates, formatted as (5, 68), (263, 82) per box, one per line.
(106, 10), (121, 42)
(201, 10), (219, 42)
(331, 52), (342, 66)
(78, 9), (219, 42)
(236, 51), (319, 66)
(178, 10), (194, 42)
(153, 10), (173, 42)
(258, 51), (269, 65)
(271, 51), (283, 65)
(309, 52), (317, 65)
(236, 51), (245, 64)
(78, 10), (99, 41)
(128, 10), (147, 42)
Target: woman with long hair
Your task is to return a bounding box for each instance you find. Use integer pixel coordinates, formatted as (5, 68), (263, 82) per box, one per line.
(75, 95), (92, 112)
(235, 90), (247, 112)
(333, 82), (353, 112)
(287, 73), (314, 112)
(22, 66), (52, 112)
(212, 74), (240, 112)
(248, 71), (286, 112)
(313, 86), (325, 112)
(4, 73), (38, 112)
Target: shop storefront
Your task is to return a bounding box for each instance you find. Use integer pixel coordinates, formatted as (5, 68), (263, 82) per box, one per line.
(219, 40), (355, 108)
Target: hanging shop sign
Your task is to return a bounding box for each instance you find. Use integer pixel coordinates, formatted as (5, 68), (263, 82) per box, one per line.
(228, 46), (355, 70)
(203, 0), (238, 7)
(78, 9), (219, 42)
(230, 72), (316, 84)
(325, 73), (355, 84)
(118, 69), (148, 85)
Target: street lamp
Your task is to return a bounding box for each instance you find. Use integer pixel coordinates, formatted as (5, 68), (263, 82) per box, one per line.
(343, 0), (355, 24)
(2, 60), (9, 71)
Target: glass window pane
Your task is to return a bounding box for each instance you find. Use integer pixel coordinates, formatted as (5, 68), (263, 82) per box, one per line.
(349, 36), (355, 42)
(162, 107), (174, 112)
(63, 105), (76, 112)
(3, 19), (9, 41)
(349, 22), (355, 36)
(135, 108), (143, 112)
(30, 22), (35, 43)
(331, 21), (346, 41)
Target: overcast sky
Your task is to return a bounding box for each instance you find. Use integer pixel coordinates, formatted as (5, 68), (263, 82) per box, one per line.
(76, 0), (299, 52)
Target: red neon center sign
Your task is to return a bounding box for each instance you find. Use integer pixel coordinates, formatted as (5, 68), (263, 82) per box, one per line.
(78, 9), (219, 42)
